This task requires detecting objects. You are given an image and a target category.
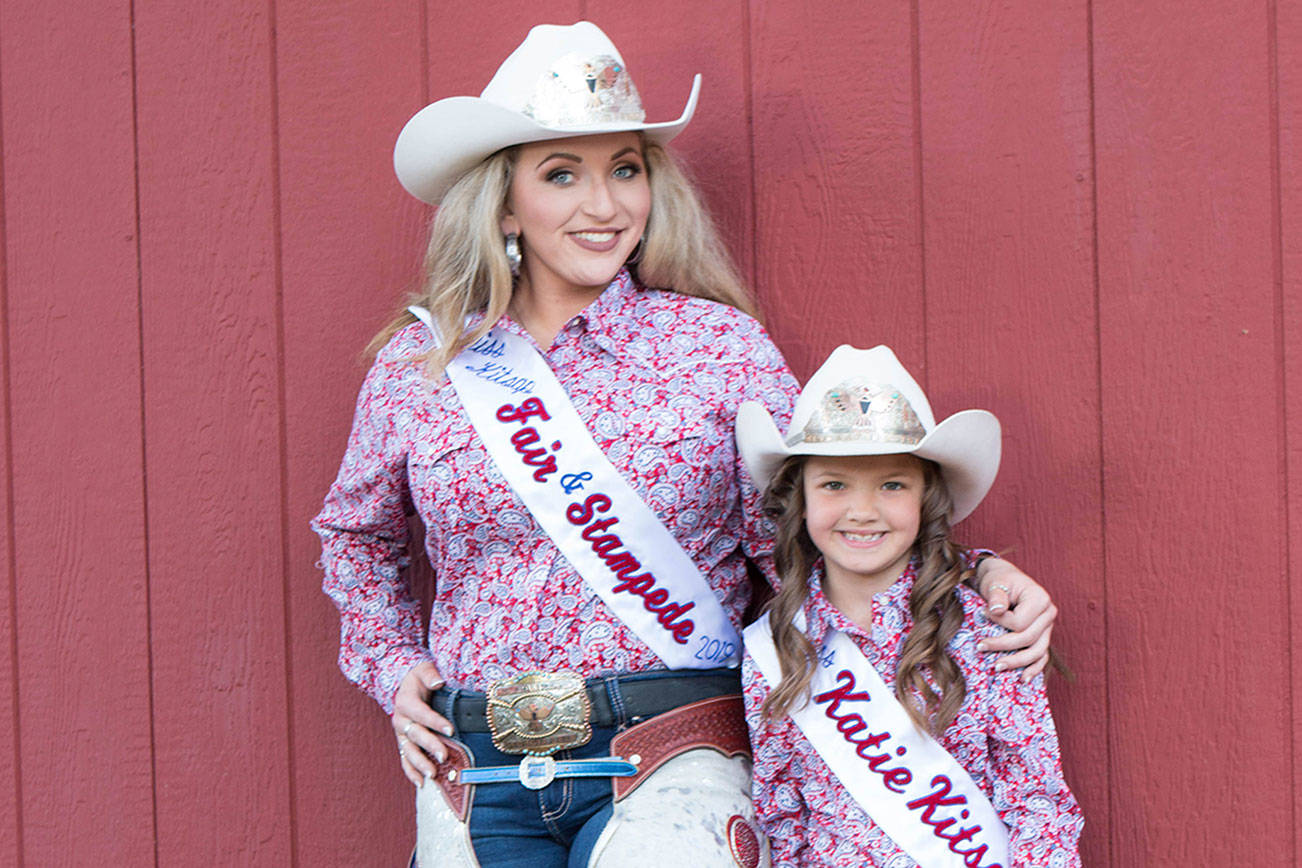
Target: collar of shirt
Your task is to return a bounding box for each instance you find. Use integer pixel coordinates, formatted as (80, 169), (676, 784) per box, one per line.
(498, 268), (653, 365)
(802, 558), (919, 655)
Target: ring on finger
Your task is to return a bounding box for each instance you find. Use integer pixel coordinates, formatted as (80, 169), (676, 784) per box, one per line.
(992, 583), (1011, 594)
(402, 721), (417, 738)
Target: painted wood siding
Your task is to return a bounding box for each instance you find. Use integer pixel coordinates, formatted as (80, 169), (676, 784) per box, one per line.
(1, 0), (1296, 864)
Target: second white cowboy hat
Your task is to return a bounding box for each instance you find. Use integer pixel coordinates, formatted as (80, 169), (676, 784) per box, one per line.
(736, 345), (1001, 523)
(394, 21), (701, 205)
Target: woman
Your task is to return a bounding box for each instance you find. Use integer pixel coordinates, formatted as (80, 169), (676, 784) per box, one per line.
(313, 21), (1057, 868)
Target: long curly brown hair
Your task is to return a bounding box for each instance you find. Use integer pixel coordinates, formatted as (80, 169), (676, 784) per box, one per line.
(759, 455), (974, 736)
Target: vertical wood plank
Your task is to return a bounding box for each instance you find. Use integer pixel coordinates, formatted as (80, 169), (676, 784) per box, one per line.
(1093, 1), (1288, 863)
(0, 1), (155, 864)
(914, 1), (1104, 862)
(426, 1), (584, 110)
(1277, 0), (1302, 861)
(750, 0), (924, 379)
(591, 0), (756, 284)
(134, 0), (290, 862)
(0, 53), (20, 868)
(276, 0), (428, 863)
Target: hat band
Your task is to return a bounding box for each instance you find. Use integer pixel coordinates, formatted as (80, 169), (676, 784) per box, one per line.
(791, 427), (924, 447)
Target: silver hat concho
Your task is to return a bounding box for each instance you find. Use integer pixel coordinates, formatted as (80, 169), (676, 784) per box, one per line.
(794, 378), (926, 447)
(524, 52), (646, 127)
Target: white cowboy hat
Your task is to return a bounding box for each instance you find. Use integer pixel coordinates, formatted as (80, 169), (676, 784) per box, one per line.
(737, 345), (1001, 523)
(394, 21), (701, 205)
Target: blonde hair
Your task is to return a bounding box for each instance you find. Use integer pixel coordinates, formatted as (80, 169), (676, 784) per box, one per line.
(366, 149), (517, 369)
(636, 142), (754, 313)
(760, 456), (974, 736)
(368, 136), (756, 373)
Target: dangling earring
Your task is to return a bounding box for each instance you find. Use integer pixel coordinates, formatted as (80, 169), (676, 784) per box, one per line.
(504, 233), (521, 276)
(626, 236), (645, 266)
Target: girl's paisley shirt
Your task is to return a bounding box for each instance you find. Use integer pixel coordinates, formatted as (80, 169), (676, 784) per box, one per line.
(743, 562), (1083, 867)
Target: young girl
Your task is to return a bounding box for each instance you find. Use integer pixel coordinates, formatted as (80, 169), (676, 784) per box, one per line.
(738, 345), (1082, 867)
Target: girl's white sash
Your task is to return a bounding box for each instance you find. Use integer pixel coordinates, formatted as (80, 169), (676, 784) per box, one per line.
(411, 308), (740, 669)
(745, 612), (1010, 867)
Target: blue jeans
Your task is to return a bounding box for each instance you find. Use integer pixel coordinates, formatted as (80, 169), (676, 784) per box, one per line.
(430, 669), (727, 867)
(458, 726), (619, 867)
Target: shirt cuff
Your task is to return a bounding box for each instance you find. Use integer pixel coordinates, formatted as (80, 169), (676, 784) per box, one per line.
(964, 548), (1000, 593)
(374, 646), (436, 715)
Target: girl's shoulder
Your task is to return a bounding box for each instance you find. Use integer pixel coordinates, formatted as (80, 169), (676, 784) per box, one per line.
(950, 582), (1010, 649)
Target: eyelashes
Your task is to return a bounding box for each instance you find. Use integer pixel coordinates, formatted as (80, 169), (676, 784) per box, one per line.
(543, 163), (643, 186)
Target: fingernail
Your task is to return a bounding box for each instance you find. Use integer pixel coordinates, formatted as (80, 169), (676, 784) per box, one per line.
(994, 661), (1006, 671)
(988, 605), (1006, 615)
(441, 725), (454, 737)
(977, 642), (989, 652)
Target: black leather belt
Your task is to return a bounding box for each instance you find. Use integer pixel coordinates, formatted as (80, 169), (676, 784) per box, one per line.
(433, 668), (741, 733)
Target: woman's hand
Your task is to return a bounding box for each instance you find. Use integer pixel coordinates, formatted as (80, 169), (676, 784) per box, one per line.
(975, 558), (1058, 681)
(392, 661), (455, 786)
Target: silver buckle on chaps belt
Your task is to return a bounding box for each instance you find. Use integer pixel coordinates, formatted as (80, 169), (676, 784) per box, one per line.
(486, 670), (592, 757)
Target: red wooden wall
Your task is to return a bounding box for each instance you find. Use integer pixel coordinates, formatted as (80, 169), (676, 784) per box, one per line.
(1, 0), (1297, 864)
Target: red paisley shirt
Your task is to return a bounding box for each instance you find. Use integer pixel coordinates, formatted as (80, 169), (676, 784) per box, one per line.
(312, 271), (798, 712)
(743, 562), (1083, 867)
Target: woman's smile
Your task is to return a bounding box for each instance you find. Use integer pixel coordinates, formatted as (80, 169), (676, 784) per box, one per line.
(569, 228), (624, 251)
(501, 132), (651, 302)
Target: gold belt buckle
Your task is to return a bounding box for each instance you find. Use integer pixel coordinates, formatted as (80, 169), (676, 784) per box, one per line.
(486, 671), (593, 756)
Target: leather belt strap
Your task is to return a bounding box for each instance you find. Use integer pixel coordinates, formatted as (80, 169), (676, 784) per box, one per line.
(610, 694), (750, 802)
(458, 757), (638, 785)
(435, 669), (741, 733)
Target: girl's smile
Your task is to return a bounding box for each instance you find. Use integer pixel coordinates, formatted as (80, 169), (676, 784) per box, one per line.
(838, 530), (885, 544)
(802, 453), (926, 605)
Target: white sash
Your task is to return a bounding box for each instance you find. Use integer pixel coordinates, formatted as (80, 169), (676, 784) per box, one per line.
(410, 308), (740, 669)
(745, 611), (1010, 867)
